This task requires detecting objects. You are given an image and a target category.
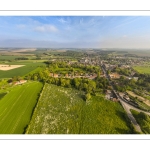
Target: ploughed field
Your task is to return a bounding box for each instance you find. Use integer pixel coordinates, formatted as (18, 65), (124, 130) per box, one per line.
(0, 81), (43, 134)
(26, 83), (133, 134)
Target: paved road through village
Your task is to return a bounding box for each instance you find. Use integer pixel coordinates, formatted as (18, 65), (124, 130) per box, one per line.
(101, 64), (150, 133)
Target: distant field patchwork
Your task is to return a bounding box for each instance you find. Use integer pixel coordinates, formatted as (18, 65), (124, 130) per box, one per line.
(0, 81), (43, 134)
(26, 83), (133, 134)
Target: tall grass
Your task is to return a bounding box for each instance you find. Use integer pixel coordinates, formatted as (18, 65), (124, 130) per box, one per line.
(26, 83), (133, 134)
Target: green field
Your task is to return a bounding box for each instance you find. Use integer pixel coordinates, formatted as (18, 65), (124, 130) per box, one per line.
(0, 62), (46, 78)
(26, 83), (133, 134)
(0, 81), (43, 134)
(133, 66), (150, 74)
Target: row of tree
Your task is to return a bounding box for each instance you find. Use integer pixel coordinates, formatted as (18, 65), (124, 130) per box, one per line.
(21, 69), (109, 98)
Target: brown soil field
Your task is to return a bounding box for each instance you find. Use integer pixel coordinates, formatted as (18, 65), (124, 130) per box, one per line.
(0, 64), (25, 71)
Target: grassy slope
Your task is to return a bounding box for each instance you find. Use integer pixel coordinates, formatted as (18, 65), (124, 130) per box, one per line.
(0, 62), (45, 78)
(131, 109), (150, 134)
(0, 81), (43, 134)
(26, 83), (133, 134)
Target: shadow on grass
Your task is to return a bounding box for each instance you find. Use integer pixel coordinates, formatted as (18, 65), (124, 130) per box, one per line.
(115, 127), (131, 134)
(115, 110), (134, 134)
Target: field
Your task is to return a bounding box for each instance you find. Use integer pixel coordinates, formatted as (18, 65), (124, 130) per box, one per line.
(26, 83), (133, 134)
(0, 62), (46, 78)
(0, 81), (43, 134)
(133, 66), (150, 74)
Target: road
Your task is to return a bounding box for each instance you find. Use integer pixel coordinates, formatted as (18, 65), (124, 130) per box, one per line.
(120, 100), (142, 132)
(101, 64), (150, 133)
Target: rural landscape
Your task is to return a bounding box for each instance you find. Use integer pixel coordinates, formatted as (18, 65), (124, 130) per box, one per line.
(0, 48), (150, 134)
(1, 16), (150, 134)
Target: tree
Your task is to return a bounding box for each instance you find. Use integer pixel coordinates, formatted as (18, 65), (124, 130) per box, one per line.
(85, 93), (91, 101)
(33, 75), (38, 81)
(83, 83), (88, 92)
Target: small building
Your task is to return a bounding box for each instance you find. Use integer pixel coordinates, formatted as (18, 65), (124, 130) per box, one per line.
(109, 73), (120, 79)
(13, 80), (27, 85)
(133, 77), (138, 81)
(65, 74), (69, 77)
(123, 95), (130, 101)
(53, 74), (58, 78)
(49, 73), (53, 77)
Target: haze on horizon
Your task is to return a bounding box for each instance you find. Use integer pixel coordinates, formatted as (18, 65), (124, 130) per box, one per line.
(0, 16), (150, 49)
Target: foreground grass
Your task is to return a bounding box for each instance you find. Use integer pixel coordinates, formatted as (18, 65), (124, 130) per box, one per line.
(131, 109), (150, 134)
(0, 81), (43, 134)
(26, 83), (133, 134)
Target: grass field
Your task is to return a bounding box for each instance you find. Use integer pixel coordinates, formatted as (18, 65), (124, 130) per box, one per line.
(133, 66), (150, 74)
(0, 62), (46, 78)
(26, 83), (133, 134)
(0, 81), (43, 134)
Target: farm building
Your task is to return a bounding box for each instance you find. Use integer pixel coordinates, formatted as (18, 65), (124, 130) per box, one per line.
(109, 73), (120, 79)
(13, 80), (27, 85)
(53, 74), (58, 78)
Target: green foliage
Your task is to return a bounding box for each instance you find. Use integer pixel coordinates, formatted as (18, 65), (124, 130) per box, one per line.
(0, 81), (43, 133)
(85, 93), (91, 101)
(131, 110), (150, 134)
(114, 67), (132, 76)
(26, 83), (133, 134)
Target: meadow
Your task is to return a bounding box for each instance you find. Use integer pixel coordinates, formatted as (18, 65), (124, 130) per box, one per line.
(0, 61), (46, 78)
(0, 81), (43, 134)
(133, 66), (150, 74)
(26, 83), (133, 134)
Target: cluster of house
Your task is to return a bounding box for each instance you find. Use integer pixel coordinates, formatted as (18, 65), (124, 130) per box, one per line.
(102, 64), (116, 71)
(10, 80), (27, 85)
(108, 73), (138, 81)
(49, 72), (98, 80)
(105, 90), (119, 102)
(119, 92), (130, 101)
(79, 57), (100, 65)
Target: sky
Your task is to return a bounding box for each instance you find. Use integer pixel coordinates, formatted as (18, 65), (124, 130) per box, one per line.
(0, 16), (150, 48)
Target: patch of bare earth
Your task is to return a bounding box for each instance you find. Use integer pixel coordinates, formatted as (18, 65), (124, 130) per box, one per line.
(0, 64), (25, 71)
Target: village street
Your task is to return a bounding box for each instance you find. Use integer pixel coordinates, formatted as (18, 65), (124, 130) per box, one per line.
(101, 63), (150, 133)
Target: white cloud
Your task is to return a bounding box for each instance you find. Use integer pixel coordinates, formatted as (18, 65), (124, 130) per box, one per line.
(58, 18), (67, 24)
(34, 25), (58, 32)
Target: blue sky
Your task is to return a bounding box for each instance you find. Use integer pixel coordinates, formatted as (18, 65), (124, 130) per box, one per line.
(0, 16), (150, 48)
